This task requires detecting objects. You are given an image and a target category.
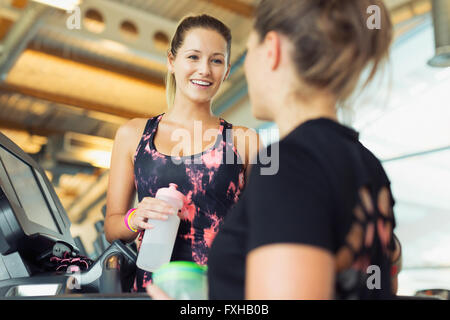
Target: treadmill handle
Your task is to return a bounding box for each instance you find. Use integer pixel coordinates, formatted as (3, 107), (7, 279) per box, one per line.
(99, 253), (123, 294)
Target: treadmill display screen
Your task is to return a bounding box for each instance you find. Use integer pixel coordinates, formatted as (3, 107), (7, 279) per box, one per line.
(0, 146), (59, 233)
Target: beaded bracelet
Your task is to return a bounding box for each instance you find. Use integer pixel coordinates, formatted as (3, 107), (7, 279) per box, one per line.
(124, 208), (138, 233)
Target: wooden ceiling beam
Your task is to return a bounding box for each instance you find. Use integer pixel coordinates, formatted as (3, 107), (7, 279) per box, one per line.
(0, 118), (60, 137)
(391, 0), (431, 15)
(390, 0), (431, 26)
(0, 83), (150, 119)
(199, 0), (255, 18)
(11, 0), (29, 9)
(27, 43), (167, 87)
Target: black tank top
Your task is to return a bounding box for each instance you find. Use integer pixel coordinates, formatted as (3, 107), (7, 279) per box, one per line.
(132, 114), (245, 292)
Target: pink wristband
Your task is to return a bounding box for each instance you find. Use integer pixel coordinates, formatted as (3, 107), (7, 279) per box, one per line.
(124, 208), (138, 232)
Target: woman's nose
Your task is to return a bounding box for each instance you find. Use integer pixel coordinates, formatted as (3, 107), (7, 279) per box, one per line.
(198, 59), (211, 76)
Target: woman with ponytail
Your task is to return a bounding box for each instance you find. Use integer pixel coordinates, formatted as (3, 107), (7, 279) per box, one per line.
(105, 14), (260, 292)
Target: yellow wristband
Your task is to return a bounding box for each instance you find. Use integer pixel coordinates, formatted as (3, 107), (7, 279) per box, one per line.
(124, 208), (138, 232)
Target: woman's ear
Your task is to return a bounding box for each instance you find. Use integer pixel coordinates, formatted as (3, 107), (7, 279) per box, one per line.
(167, 51), (175, 74)
(264, 31), (281, 71)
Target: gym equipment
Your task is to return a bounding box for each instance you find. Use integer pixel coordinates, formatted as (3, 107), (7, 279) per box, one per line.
(0, 131), (145, 299)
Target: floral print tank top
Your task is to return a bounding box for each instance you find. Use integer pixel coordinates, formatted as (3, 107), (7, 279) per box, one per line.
(132, 114), (245, 291)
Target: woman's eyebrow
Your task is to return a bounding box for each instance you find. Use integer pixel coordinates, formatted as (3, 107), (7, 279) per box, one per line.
(184, 49), (225, 56)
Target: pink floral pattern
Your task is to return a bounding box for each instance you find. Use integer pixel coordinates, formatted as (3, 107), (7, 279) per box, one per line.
(132, 114), (245, 292)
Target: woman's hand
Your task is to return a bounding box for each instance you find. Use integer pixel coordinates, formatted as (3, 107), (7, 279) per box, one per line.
(129, 197), (179, 231)
(147, 283), (173, 300)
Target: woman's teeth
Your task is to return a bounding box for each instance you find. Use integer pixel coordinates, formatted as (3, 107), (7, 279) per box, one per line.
(191, 80), (212, 86)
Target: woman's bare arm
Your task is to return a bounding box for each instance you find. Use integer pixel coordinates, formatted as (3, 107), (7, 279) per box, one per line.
(245, 243), (335, 299)
(104, 119), (144, 243)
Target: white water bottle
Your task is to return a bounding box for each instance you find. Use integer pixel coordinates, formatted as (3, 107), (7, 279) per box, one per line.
(136, 183), (185, 272)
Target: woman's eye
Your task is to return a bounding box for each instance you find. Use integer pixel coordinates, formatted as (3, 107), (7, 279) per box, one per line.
(188, 55), (199, 60)
(212, 59), (223, 64)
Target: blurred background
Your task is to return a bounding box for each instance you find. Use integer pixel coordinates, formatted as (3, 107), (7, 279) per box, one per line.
(0, 0), (449, 297)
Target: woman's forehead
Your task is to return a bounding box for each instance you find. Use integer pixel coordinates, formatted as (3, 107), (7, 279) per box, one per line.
(181, 28), (228, 53)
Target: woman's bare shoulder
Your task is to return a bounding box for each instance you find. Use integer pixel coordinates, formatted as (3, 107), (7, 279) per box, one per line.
(115, 118), (148, 141)
(113, 118), (150, 160)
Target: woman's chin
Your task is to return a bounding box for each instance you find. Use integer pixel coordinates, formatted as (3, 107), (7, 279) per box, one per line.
(186, 93), (216, 105)
(251, 104), (273, 122)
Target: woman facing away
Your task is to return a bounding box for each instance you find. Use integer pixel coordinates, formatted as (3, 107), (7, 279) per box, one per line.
(147, 0), (402, 300)
(105, 14), (260, 292)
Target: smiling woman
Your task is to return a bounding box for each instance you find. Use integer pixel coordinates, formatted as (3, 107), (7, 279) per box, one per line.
(168, 30), (228, 102)
(105, 14), (261, 293)
(165, 15), (232, 108)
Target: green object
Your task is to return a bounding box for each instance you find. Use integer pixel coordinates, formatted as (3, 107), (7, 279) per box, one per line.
(153, 261), (208, 300)
(154, 261), (207, 277)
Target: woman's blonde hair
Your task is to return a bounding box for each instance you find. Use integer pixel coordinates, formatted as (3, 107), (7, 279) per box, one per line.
(166, 14), (232, 108)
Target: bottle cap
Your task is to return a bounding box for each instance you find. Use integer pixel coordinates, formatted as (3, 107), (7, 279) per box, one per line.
(156, 183), (185, 206)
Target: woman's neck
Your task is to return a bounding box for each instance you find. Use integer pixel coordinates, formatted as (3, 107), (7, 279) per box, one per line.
(274, 93), (338, 140)
(165, 95), (215, 125)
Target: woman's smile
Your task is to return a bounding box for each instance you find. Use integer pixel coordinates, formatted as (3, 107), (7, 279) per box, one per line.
(190, 79), (213, 89)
